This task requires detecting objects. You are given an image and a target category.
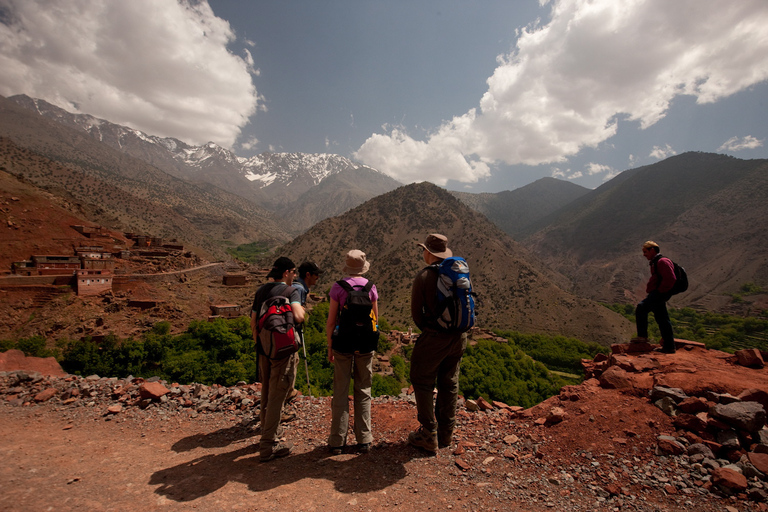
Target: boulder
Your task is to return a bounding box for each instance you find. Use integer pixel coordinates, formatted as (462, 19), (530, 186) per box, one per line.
(711, 401), (767, 433)
(657, 435), (686, 455)
(748, 451), (768, 475)
(711, 467), (748, 493)
(735, 348), (765, 369)
(139, 381), (170, 400)
(649, 386), (688, 404)
(738, 388), (768, 412)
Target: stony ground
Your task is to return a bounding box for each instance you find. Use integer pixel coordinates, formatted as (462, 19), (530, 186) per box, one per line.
(2, 346), (767, 512)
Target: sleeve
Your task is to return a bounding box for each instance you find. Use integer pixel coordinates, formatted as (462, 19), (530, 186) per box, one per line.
(369, 284), (379, 302)
(288, 285), (302, 304)
(411, 267), (435, 330)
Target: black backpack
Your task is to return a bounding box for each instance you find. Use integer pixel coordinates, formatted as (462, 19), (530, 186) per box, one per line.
(654, 258), (689, 295)
(331, 280), (379, 354)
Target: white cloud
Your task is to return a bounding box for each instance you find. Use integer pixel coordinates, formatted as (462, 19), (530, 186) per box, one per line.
(718, 135), (764, 152)
(356, 0), (768, 185)
(0, 0), (258, 148)
(649, 144), (677, 160)
(238, 136), (260, 151)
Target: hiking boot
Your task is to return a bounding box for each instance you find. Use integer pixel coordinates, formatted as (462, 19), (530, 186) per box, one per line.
(654, 347), (676, 354)
(438, 431), (453, 448)
(260, 442), (293, 462)
(408, 427), (438, 453)
(285, 388), (300, 405)
(329, 445), (344, 455)
(280, 411), (297, 423)
(630, 336), (649, 344)
(357, 443), (371, 453)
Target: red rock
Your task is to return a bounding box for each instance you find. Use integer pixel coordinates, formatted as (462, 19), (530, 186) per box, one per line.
(34, 388), (58, 402)
(476, 397), (494, 411)
(454, 458), (470, 471)
(678, 396), (709, 414)
(598, 366), (654, 391)
(711, 467), (748, 492)
(107, 404), (123, 415)
(735, 348), (764, 369)
(673, 413), (708, 432)
(139, 381), (169, 400)
(0, 349), (67, 376)
(492, 400), (510, 409)
(545, 406), (566, 426)
(749, 452), (768, 475)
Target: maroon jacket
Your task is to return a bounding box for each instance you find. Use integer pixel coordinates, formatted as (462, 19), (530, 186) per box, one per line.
(647, 255), (677, 294)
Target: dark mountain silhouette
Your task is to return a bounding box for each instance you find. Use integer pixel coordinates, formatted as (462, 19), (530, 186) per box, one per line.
(452, 177), (589, 239)
(7, 95), (402, 234)
(275, 182), (632, 345)
(0, 95), (289, 259)
(519, 152), (768, 311)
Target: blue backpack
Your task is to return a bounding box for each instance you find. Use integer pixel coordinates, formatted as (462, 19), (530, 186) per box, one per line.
(432, 256), (476, 332)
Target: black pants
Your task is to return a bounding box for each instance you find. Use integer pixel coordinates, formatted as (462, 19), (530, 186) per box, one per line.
(636, 292), (674, 350)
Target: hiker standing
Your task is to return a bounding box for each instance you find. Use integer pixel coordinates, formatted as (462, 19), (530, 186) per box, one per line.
(408, 234), (468, 453)
(326, 250), (379, 454)
(295, 261), (323, 307)
(250, 257), (305, 462)
(280, 261), (323, 420)
(633, 241), (676, 354)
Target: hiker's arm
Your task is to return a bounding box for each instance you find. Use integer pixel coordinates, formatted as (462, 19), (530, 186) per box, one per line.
(372, 300), (379, 324)
(250, 310), (258, 341)
(411, 270), (426, 329)
(291, 302), (305, 324)
(326, 299), (339, 362)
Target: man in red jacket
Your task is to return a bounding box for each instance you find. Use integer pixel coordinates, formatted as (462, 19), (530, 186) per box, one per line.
(634, 241), (676, 353)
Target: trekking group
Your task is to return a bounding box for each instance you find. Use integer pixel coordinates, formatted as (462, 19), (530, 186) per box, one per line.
(251, 234), (685, 462)
(250, 233), (475, 462)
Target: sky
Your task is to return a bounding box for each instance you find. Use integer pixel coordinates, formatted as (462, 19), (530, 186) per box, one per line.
(1, 0), (767, 193)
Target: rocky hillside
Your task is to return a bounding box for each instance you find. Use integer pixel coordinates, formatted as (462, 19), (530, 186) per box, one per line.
(452, 177), (589, 239)
(1, 342), (767, 511)
(274, 181), (632, 346)
(0, 97), (290, 259)
(519, 152), (768, 311)
(7, 94), (402, 234)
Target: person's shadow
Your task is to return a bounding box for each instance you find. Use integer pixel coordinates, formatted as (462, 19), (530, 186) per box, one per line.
(149, 440), (415, 501)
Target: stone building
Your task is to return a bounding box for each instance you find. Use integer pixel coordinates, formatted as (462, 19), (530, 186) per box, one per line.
(76, 269), (113, 296)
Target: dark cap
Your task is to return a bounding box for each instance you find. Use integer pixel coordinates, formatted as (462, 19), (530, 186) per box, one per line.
(266, 256), (296, 279)
(298, 261), (323, 277)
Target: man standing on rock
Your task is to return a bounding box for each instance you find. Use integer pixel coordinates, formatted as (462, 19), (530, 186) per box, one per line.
(251, 256), (304, 461)
(633, 241), (676, 354)
(408, 234), (468, 453)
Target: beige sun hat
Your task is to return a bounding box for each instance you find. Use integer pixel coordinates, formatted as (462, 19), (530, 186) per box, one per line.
(342, 249), (370, 275)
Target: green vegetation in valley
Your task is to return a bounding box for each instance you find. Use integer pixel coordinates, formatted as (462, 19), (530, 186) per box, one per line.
(459, 339), (567, 408)
(226, 241), (270, 263)
(493, 329), (607, 376)
(1, 308), (618, 408)
(605, 303), (768, 352)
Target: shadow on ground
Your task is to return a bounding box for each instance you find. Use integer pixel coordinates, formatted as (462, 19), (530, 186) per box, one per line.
(149, 441), (414, 500)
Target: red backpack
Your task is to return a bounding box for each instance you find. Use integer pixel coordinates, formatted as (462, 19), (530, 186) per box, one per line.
(257, 295), (299, 359)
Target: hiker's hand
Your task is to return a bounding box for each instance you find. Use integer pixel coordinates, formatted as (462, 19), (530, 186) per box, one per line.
(327, 346), (334, 363)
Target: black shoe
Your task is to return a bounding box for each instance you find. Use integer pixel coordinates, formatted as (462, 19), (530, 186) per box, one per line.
(329, 445), (343, 455)
(654, 347), (676, 354)
(357, 443), (371, 453)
